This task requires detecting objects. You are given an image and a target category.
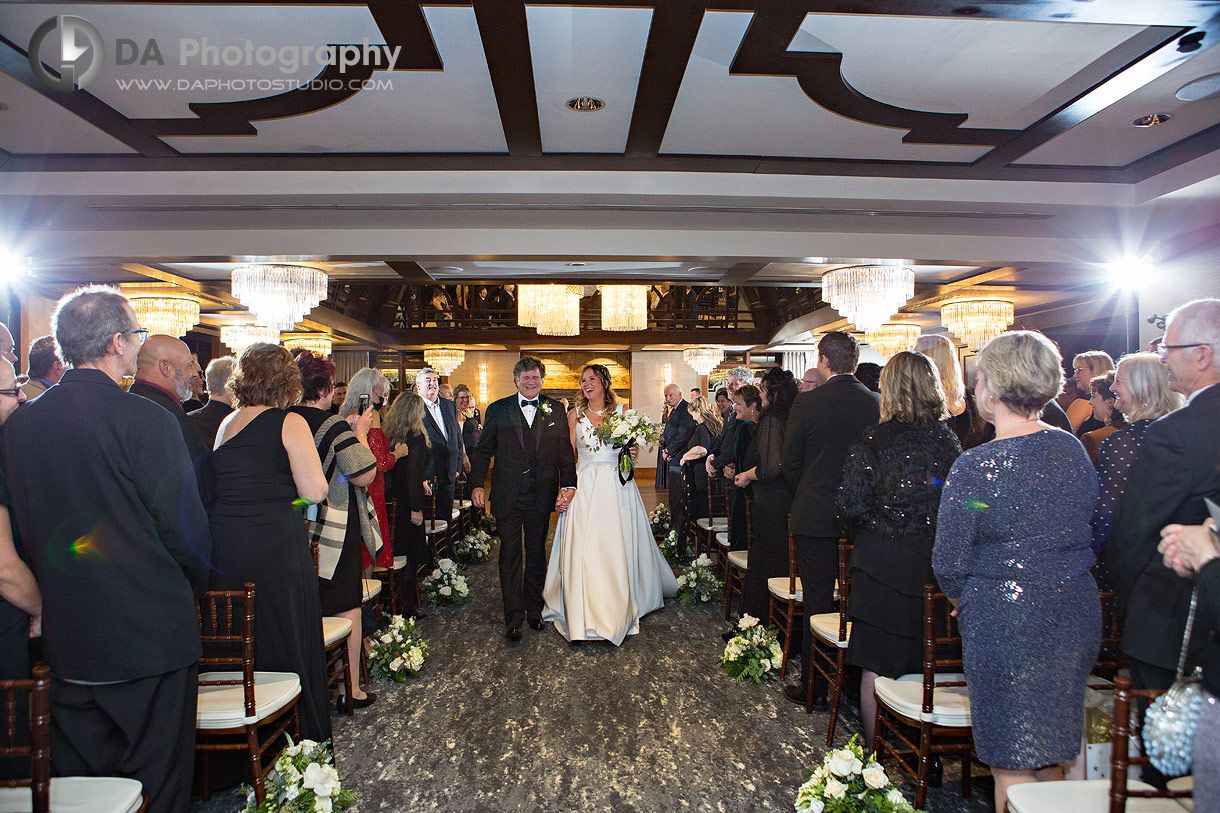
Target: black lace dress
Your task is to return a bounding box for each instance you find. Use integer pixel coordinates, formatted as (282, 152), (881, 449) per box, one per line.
(837, 419), (961, 677)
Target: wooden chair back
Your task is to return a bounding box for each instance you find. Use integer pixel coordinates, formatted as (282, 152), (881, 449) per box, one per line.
(920, 584), (964, 719)
(786, 516), (798, 594)
(835, 538), (853, 641)
(680, 460), (699, 537)
(385, 496), (398, 537)
(1094, 571), (1124, 679)
(197, 583), (258, 718)
(743, 495), (754, 553)
(707, 466), (728, 519)
(1108, 676), (1192, 812)
(0, 664), (51, 813)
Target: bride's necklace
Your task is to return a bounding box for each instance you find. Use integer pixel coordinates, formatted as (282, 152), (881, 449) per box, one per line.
(589, 405), (607, 416)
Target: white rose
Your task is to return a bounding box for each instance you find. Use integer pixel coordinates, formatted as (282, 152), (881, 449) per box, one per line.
(439, 585), (452, 597)
(457, 584), (469, 595)
(823, 778), (847, 800)
(302, 762), (330, 795)
(887, 788), (906, 805)
(676, 575), (687, 588)
(760, 658), (771, 672)
(804, 799), (824, 813)
(438, 558), (454, 569)
(389, 656), (404, 671)
(828, 749), (861, 777)
(316, 798), (333, 813)
(700, 593), (710, 602)
(738, 613), (759, 630)
(285, 783), (300, 800)
(431, 568), (441, 579)
(770, 643), (783, 661)
(379, 633), (392, 644)
(863, 764), (888, 789)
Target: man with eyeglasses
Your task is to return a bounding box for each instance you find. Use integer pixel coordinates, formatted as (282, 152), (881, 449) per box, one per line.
(1105, 297), (1220, 701)
(2, 286), (210, 812)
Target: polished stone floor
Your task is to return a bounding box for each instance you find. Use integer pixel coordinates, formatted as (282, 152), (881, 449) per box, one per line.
(193, 487), (992, 812)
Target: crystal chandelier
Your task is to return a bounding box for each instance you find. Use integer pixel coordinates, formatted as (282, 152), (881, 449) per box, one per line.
(864, 323), (921, 359)
(600, 285), (648, 331)
(518, 284), (541, 327)
(220, 324), (280, 353)
(281, 333), (333, 357)
(941, 299), (1015, 350)
(129, 296), (200, 338)
(230, 264), (328, 332)
(683, 346), (725, 376)
(821, 265), (915, 331)
(423, 348), (465, 376)
(535, 285), (582, 336)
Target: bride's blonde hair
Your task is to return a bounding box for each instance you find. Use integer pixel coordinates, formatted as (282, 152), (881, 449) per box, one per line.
(574, 363), (619, 413)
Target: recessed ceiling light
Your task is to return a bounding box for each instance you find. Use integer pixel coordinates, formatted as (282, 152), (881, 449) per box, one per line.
(564, 262), (587, 267)
(1131, 113), (1172, 127)
(566, 97), (605, 112)
(1176, 73), (1220, 101)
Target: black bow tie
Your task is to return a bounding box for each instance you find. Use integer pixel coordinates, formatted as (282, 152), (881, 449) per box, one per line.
(521, 399), (538, 408)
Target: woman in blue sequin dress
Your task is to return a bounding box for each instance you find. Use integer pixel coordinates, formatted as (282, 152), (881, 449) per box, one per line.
(933, 331), (1100, 811)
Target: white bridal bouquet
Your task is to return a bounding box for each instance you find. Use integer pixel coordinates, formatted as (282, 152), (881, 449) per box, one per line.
(590, 408), (662, 482)
(421, 558), (471, 606)
(367, 615), (428, 682)
(649, 504), (671, 538)
(454, 528), (493, 564)
(240, 737), (358, 813)
(795, 736), (921, 813)
(721, 614), (783, 684)
(676, 553), (722, 605)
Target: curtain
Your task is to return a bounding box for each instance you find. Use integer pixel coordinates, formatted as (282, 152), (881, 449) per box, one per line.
(782, 351), (814, 378)
(333, 350), (371, 385)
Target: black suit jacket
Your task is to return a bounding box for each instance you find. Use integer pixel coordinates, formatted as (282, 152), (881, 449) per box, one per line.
(469, 394), (576, 518)
(662, 399), (696, 462)
(130, 379), (212, 504)
(188, 398), (233, 450)
(783, 374), (881, 537)
(1104, 384), (1220, 670)
(422, 397), (463, 486)
(3, 368), (212, 681)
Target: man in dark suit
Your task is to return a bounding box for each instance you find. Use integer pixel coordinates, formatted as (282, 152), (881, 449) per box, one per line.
(187, 355), (236, 449)
(782, 331), (880, 706)
(4, 287), (211, 812)
(1105, 298), (1220, 694)
(416, 368), (464, 544)
(662, 383), (697, 554)
(470, 357), (576, 643)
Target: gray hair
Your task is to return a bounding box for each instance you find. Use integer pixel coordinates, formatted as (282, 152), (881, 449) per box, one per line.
(1168, 298), (1220, 373)
(338, 367), (390, 418)
(205, 356), (238, 394)
(52, 286), (132, 367)
(976, 330), (1063, 415)
(1115, 352), (1183, 422)
(415, 367), (438, 383)
(727, 366), (754, 383)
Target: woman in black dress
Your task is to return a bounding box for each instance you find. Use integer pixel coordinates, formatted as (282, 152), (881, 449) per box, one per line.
(210, 344), (332, 742)
(290, 351), (379, 710)
(720, 385), (759, 554)
(454, 384), (480, 502)
(837, 351), (961, 750)
(382, 392), (433, 619)
(735, 369), (798, 621)
(678, 395), (724, 527)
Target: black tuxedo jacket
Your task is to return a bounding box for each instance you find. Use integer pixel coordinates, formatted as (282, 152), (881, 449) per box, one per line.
(422, 396), (463, 486)
(782, 374), (881, 537)
(188, 398), (233, 450)
(3, 368), (212, 681)
(1104, 384), (1220, 669)
(130, 379), (212, 504)
(662, 399), (696, 461)
(469, 394), (576, 518)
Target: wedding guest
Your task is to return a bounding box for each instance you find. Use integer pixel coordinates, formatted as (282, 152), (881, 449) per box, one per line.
(1056, 376), (1082, 415)
(720, 385), (759, 556)
(210, 343), (331, 741)
(130, 335), (211, 501)
(706, 366), (754, 483)
(798, 368), (824, 393)
(188, 355), (236, 449)
(0, 324), (14, 366)
(690, 387), (701, 400)
(655, 394), (672, 490)
(181, 355), (206, 412)
(1090, 353), (1182, 555)
(290, 351), (378, 711)
(915, 334), (975, 448)
(782, 331), (879, 707)
(933, 330), (1099, 811)
(678, 395), (725, 527)
(338, 369), (403, 570)
(416, 368), (463, 543)
(20, 335), (64, 401)
(4, 287), (211, 811)
(383, 392), (433, 619)
(662, 383), (696, 554)
(715, 389), (731, 412)
(330, 380), (347, 415)
(838, 351), (960, 750)
(1069, 350), (1115, 434)
(855, 362), (882, 393)
(735, 369), (798, 621)
(1080, 372), (1126, 465)
(439, 382), (454, 401)
(1104, 298), (1220, 696)
(454, 384), (480, 500)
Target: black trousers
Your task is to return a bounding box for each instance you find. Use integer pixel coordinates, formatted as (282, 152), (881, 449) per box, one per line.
(667, 464), (686, 552)
(496, 497), (551, 628)
(794, 534), (839, 693)
(51, 663), (198, 813)
(742, 506), (789, 621)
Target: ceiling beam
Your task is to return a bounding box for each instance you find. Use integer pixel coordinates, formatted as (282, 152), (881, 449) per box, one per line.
(386, 261), (436, 283)
(899, 267), (1019, 312)
(718, 263), (767, 286)
(384, 326), (771, 348)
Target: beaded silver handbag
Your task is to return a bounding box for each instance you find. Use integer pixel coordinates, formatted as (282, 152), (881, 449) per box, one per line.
(1143, 588), (1205, 777)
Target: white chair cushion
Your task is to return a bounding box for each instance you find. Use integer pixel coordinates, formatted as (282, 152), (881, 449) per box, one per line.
(1007, 778), (1184, 812)
(322, 616), (353, 648)
(767, 576), (802, 602)
(697, 517), (728, 532)
(451, 508), (461, 520)
(0, 777), (144, 813)
(361, 579), (382, 602)
(372, 555), (408, 574)
(1166, 776), (1193, 811)
(197, 671), (301, 729)
(425, 520), (448, 533)
(874, 672), (971, 728)
(454, 500), (473, 509)
(727, 550), (748, 569)
(715, 532), (730, 547)
(810, 612), (850, 647)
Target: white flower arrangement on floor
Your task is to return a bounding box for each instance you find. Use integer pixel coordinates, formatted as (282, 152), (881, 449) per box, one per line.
(676, 553), (722, 605)
(241, 737), (358, 813)
(795, 735), (921, 813)
(478, 513), (497, 534)
(421, 558), (471, 606)
(649, 504), (671, 538)
(720, 614), (783, 684)
(454, 528), (493, 564)
(658, 528), (690, 564)
(367, 615), (428, 683)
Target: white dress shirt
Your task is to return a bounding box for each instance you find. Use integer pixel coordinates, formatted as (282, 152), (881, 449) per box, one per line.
(425, 397), (448, 439)
(519, 396), (538, 427)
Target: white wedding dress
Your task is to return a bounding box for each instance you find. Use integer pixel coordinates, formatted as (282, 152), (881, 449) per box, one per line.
(542, 407), (678, 645)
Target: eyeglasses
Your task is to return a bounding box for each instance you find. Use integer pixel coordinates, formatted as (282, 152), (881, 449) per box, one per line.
(1156, 342), (1209, 358)
(122, 328), (149, 345)
(0, 375), (28, 397)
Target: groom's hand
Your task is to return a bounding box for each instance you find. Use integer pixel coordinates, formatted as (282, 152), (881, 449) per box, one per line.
(556, 487), (575, 513)
(472, 487), (485, 509)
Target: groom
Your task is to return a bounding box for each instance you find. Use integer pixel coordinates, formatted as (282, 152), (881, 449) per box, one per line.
(470, 357), (577, 644)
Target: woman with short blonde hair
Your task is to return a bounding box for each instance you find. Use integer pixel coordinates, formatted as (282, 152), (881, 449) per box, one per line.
(914, 334), (973, 446)
(1068, 350), (1115, 433)
(880, 350), (949, 423)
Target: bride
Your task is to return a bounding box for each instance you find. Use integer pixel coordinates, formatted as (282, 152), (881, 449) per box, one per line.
(542, 364), (678, 644)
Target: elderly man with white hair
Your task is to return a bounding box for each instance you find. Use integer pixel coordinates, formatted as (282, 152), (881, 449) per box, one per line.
(1105, 298), (1220, 699)
(187, 355), (237, 448)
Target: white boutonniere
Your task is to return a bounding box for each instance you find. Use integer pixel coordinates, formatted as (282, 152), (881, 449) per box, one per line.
(539, 401), (552, 416)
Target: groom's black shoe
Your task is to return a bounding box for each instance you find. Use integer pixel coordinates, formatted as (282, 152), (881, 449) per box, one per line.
(506, 627), (523, 644)
(528, 617), (544, 631)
